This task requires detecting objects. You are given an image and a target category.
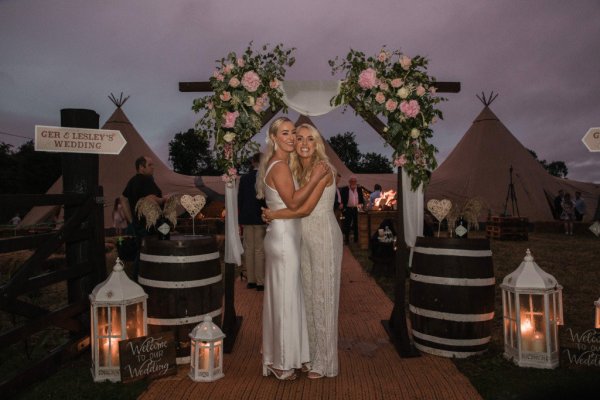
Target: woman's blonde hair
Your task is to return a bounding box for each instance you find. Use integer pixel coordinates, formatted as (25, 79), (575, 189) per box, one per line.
(290, 123), (335, 186)
(255, 117), (293, 199)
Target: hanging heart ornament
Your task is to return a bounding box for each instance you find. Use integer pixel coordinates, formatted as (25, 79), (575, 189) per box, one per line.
(427, 199), (452, 222)
(180, 194), (206, 218)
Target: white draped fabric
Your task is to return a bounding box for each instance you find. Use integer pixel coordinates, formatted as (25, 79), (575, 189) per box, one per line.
(402, 170), (423, 266)
(280, 80), (342, 116)
(224, 181), (243, 265)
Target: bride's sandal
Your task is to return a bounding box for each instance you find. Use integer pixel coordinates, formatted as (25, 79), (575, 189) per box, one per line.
(307, 371), (324, 379)
(263, 365), (297, 381)
(301, 363), (311, 373)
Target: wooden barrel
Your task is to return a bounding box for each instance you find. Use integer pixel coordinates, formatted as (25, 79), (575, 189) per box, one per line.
(409, 237), (495, 358)
(139, 235), (223, 365)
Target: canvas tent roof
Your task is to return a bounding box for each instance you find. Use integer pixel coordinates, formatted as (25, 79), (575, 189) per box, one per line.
(425, 106), (600, 222)
(20, 107), (223, 229)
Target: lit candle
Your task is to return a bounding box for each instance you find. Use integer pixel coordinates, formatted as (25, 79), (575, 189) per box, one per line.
(531, 332), (545, 353)
(520, 318), (533, 352)
(200, 344), (210, 370)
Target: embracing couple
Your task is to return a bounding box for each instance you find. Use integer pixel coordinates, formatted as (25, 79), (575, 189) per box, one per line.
(256, 117), (343, 380)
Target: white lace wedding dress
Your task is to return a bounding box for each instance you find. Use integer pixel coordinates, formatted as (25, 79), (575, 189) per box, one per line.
(300, 174), (343, 377)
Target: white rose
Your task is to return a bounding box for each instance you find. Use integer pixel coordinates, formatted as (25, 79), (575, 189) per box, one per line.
(410, 128), (420, 138)
(397, 87), (410, 99)
(223, 132), (236, 143)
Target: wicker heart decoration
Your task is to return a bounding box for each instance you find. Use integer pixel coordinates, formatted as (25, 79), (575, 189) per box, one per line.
(180, 195), (206, 218)
(427, 199), (452, 222)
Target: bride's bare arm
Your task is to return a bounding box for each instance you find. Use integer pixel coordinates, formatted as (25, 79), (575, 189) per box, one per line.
(265, 174), (331, 220)
(269, 161), (329, 211)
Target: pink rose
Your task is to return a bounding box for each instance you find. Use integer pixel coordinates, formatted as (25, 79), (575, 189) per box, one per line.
(429, 86), (437, 95)
(216, 73), (224, 82)
(219, 91), (231, 101)
(375, 92), (386, 104)
(400, 100), (420, 118)
(223, 64), (233, 74)
(399, 55), (412, 70)
(358, 68), (378, 90)
(227, 167), (237, 176)
(385, 99), (398, 112)
(229, 77), (240, 88)
(269, 79), (279, 89)
(207, 101), (213, 110)
(222, 111), (239, 128)
(379, 82), (389, 91)
(237, 57), (245, 67)
(378, 52), (387, 62)
(416, 86), (426, 96)
(394, 154), (407, 167)
(241, 71), (261, 92)
(391, 78), (403, 88)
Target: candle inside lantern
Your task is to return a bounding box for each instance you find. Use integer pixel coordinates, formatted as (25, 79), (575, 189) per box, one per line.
(200, 343), (210, 370)
(531, 332), (545, 353)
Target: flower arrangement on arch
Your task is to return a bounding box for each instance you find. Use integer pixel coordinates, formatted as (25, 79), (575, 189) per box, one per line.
(192, 43), (295, 184)
(329, 48), (445, 189)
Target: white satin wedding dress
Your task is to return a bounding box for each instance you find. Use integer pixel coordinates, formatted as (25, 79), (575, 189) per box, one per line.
(262, 160), (310, 371)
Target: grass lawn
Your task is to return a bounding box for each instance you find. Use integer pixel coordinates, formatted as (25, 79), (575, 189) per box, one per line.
(349, 230), (600, 399)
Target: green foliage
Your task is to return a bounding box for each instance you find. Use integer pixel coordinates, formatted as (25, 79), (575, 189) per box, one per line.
(327, 132), (392, 173)
(358, 152), (393, 173)
(528, 148), (569, 178)
(327, 131), (361, 171)
(192, 43), (295, 182)
(168, 129), (220, 175)
(330, 47), (445, 189)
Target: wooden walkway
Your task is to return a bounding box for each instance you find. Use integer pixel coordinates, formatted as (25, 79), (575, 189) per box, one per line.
(140, 247), (481, 400)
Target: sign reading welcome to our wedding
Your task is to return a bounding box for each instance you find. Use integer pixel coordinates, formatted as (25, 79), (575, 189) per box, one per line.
(34, 125), (127, 155)
(118, 331), (177, 383)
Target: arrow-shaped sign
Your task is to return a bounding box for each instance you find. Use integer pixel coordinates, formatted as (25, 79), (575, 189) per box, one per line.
(35, 125), (127, 155)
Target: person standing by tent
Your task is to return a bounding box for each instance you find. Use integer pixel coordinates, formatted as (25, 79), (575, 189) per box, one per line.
(238, 153), (267, 291)
(561, 192), (575, 235)
(340, 176), (365, 243)
(554, 190), (565, 220)
(368, 184), (382, 210)
(120, 156), (165, 280)
(574, 191), (586, 221)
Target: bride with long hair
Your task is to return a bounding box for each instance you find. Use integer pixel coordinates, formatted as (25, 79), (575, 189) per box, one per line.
(256, 117), (330, 381)
(264, 123), (343, 379)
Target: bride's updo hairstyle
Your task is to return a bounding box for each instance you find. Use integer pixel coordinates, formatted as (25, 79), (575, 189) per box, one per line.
(255, 116), (293, 199)
(290, 123), (335, 186)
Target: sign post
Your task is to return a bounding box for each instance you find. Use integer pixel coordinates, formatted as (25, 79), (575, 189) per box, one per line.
(35, 125), (126, 155)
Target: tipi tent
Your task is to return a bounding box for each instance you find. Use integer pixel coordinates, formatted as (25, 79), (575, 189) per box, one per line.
(426, 106), (600, 222)
(20, 106), (224, 228)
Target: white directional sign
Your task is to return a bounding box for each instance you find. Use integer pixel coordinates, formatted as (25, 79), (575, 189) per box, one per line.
(35, 125), (126, 155)
(582, 127), (600, 152)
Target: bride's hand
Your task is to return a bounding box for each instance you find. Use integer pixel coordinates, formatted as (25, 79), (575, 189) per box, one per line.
(311, 161), (330, 180)
(261, 207), (273, 224)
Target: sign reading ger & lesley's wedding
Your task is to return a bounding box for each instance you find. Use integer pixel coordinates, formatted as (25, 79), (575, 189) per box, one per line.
(582, 127), (600, 152)
(34, 125), (126, 155)
(118, 331), (177, 383)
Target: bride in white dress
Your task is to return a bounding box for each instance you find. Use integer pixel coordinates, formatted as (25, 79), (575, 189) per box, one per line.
(264, 124), (343, 379)
(255, 117), (330, 381)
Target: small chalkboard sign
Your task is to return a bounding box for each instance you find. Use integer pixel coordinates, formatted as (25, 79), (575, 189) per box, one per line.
(118, 331), (177, 383)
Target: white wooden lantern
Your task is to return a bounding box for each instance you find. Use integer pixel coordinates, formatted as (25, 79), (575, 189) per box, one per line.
(89, 258), (148, 382)
(595, 298), (600, 329)
(189, 315), (225, 382)
(501, 249), (563, 369)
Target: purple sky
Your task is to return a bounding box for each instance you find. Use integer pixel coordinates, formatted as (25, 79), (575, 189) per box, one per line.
(1, 0), (599, 183)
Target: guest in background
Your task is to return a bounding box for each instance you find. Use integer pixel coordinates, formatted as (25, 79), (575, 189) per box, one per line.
(368, 184), (382, 210)
(560, 192), (575, 235)
(574, 191), (586, 221)
(553, 189), (564, 220)
(340, 176), (365, 244)
(121, 155), (165, 280)
(112, 198), (127, 236)
(238, 153), (267, 291)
